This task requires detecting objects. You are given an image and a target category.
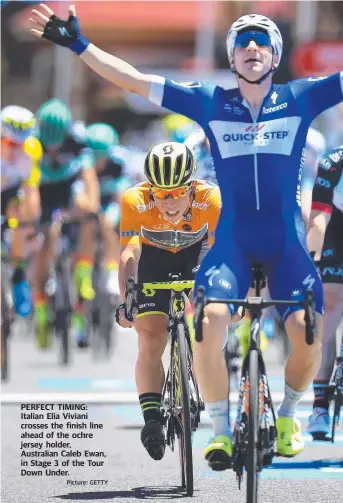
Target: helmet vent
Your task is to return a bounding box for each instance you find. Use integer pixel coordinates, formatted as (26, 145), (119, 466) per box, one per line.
(175, 154), (183, 183)
(163, 156), (172, 185)
(153, 154), (162, 185)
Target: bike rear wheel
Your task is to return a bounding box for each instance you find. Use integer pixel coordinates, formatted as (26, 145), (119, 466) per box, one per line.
(331, 388), (342, 443)
(176, 323), (194, 497)
(247, 349), (260, 503)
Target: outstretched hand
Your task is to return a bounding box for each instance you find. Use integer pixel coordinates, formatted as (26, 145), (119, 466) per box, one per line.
(29, 3), (89, 55)
(30, 3), (76, 38)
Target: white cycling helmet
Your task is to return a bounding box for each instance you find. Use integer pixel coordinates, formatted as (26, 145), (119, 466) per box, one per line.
(1, 105), (36, 144)
(226, 14), (283, 67)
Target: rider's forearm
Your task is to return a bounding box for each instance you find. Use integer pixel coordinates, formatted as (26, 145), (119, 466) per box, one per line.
(306, 213), (330, 260)
(119, 253), (139, 302)
(80, 44), (151, 98)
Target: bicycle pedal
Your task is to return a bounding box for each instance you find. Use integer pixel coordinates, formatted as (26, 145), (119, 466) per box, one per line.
(263, 452), (274, 466)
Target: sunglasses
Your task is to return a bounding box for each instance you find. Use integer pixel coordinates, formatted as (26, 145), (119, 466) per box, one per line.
(150, 184), (192, 200)
(2, 137), (23, 147)
(235, 30), (272, 49)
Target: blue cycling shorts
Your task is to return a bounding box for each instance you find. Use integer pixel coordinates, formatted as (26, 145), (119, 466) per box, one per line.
(194, 212), (324, 322)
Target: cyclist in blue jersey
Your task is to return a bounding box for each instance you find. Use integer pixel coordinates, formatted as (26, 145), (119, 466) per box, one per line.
(30, 5), (343, 466)
(86, 122), (132, 296)
(30, 98), (99, 348)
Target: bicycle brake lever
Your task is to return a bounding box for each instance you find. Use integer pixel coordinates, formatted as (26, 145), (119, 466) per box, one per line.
(125, 277), (136, 321)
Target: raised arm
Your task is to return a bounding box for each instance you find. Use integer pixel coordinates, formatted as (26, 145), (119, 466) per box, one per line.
(29, 4), (152, 98)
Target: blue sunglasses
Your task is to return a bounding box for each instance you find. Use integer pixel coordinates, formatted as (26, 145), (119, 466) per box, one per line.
(235, 30), (272, 49)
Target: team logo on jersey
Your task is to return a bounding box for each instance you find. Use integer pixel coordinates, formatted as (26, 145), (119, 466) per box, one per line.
(222, 122), (288, 146)
(192, 201), (209, 210)
(141, 224), (208, 249)
(209, 117), (301, 158)
(182, 224), (192, 231)
(271, 91), (278, 104)
(308, 76), (328, 81)
(153, 223), (170, 230)
(224, 104), (244, 115)
(136, 201), (155, 212)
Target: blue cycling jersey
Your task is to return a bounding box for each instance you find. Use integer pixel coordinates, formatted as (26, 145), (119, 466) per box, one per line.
(149, 73), (343, 217)
(148, 72), (343, 319)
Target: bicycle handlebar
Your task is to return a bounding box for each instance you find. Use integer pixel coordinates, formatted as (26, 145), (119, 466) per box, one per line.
(124, 277), (194, 321)
(194, 288), (316, 346)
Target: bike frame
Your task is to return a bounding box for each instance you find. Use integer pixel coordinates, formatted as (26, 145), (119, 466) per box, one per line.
(194, 263), (316, 503)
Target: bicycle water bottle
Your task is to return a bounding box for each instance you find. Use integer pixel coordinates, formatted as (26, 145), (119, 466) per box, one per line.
(12, 278), (33, 317)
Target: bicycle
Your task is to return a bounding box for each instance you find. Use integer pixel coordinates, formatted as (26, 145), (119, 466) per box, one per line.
(194, 263), (315, 503)
(329, 332), (343, 443)
(1, 219), (38, 380)
(1, 257), (13, 381)
(39, 212), (99, 365)
(125, 274), (204, 497)
(84, 215), (119, 359)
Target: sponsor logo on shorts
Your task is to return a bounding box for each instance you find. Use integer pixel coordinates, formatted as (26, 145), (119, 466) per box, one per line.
(322, 267), (343, 277)
(219, 279), (231, 289)
(139, 303), (156, 308)
(315, 177), (331, 188)
(322, 248), (334, 257)
(302, 274), (316, 290)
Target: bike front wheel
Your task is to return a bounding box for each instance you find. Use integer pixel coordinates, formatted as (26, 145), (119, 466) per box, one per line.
(176, 323), (194, 497)
(247, 349), (260, 503)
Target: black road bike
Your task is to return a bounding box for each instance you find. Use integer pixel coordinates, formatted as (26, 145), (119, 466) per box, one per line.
(329, 332), (343, 443)
(125, 274), (204, 497)
(84, 215), (119, 359)
(1, 219), (38, 380)
(194, 264), (316, 503)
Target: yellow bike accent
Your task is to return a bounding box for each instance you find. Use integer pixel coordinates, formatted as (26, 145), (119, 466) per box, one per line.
(141, 280), (194, 296)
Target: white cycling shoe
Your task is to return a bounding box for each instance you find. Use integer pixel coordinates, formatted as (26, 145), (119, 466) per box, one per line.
(307, 407), (330, 440)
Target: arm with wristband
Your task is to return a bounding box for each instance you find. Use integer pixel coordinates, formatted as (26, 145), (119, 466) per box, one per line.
(30, 4), (152, 98)
(306, 152), (341, 262)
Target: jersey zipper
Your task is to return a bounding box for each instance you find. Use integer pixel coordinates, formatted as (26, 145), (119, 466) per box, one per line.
(242, 95), (269, 211)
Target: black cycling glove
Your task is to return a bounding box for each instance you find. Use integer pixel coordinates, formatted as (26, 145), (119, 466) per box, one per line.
(42, 14), (89, 55)
(115, 301), (139, 326)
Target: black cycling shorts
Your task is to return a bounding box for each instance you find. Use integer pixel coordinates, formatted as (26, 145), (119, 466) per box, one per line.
(136, 242), (202, 318)
(39, 174), (80, 224)
(1, 184), (21, 217)
(318, 207), (343, 285)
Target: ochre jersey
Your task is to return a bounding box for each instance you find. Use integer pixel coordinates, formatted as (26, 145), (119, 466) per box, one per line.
(120, 180), (221, 253)
(1, 136), (42, 191)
